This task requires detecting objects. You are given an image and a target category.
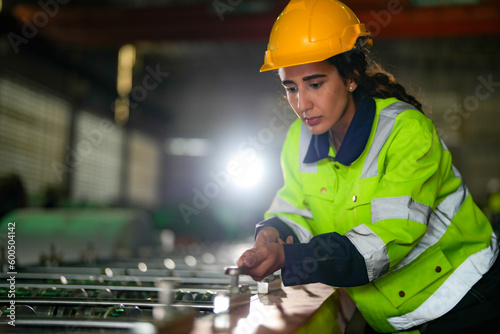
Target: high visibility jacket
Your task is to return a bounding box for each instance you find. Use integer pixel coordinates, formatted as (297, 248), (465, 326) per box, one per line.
(261, 97), (498, 332)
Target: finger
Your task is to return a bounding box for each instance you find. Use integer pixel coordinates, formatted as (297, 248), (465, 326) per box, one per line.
(246, 261), (269, 281)
(277, 235), (293, 245)
(243, 253), (258, 268)
(255, 227), (279, 247)
(262, 228), (279, 243)
(254, 237), (267, 249)
(254, 232), (268, 248)
(237, 248), (257, 267)
(250, 273), (268, 282)
(245, 246), (280, 281)
(243, 246), (268, 268)
(262, 230), (276, 243)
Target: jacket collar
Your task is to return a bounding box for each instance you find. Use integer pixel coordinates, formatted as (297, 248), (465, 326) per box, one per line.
(303, 96), (376, 166)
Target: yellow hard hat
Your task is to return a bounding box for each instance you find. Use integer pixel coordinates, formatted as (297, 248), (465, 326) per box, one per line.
(260, 0), (372, 72)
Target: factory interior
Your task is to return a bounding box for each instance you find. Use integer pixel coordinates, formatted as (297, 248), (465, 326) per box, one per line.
(0, 0), (499, 333)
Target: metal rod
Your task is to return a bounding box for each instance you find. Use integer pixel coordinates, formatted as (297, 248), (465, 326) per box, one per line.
(0, 318), (154, 329)
(0, 274), (254, 285)
(0, 298), (215, 309)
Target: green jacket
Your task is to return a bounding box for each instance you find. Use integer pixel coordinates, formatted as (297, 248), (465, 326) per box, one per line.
(262, 97), (498, 332)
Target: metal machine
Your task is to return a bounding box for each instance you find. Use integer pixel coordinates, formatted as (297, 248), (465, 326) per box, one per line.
(0, 209), (350, 334)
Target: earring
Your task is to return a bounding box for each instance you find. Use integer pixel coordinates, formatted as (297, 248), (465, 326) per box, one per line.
(349, 86), (353, 91)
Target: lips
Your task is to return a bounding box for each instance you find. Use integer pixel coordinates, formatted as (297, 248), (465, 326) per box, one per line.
(305, 116), (321, 126)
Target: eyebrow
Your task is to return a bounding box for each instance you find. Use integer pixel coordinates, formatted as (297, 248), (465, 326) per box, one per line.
(281, 74), (327, 86)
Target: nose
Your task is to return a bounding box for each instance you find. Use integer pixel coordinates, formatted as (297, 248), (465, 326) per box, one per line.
(296, 91), (312, 116)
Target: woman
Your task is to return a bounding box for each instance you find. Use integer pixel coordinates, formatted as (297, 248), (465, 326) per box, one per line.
(237, 0), (500, 333)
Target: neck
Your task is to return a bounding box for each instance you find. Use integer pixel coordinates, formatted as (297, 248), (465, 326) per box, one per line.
(329, 129), (343, 151)
(330, 97), (357, 151)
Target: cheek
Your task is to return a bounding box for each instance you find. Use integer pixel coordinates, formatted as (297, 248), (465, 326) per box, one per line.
(286, 95), (300, 116)
(325, 89), (348, 110)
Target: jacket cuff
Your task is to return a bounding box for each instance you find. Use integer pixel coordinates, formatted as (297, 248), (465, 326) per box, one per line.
(254, 216), (299, 243)
(281, 232), (369, 287)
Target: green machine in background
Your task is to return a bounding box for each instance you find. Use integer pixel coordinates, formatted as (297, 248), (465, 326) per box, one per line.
(0, 208), (155, 266)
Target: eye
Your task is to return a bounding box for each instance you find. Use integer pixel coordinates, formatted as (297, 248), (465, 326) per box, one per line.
(309, 82), (323, 89)
(284, 86), (297, 93)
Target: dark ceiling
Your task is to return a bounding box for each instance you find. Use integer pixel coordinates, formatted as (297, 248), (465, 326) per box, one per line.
(1, 0), (499, 212)
(4, 0), (500, 47)
(1, 0), (500, 130)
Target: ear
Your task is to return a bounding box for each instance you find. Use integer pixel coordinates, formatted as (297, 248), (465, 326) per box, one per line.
(347, 78), (358, 92)
(347, 69), (360, 92)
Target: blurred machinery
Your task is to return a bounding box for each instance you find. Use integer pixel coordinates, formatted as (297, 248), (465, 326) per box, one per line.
(0, 209), (352, 334)
(0, 209), (156, 266)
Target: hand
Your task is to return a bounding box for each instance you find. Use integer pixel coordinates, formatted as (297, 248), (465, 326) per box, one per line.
(237, 243), (285, 281)
(237, 227), (294, 281)
(254, 226), (294, 248)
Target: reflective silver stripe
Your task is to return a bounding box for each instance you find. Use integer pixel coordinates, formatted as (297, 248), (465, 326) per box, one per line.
(268, 195), (314, 219)
(440, 138), (450, 152)
(267, 196), (314, 243)
(451, 165), (461, 181)
(345, 224), (390, 281)
(361, 116), (392, 179)
(299, 123), (317, 173)
(390, 168), (469, 271)
(273, 215), (314, 243)
(380, 101), (414, 119)
(437, 174), (468, 220)
(388, 233), (499, 330)
(361, 102), (417, 179)
(371, 196), (431, 225)
(385, 165), (498, 330)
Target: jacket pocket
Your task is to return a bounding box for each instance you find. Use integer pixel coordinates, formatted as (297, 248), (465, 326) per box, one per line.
(346, 178), (377, 210)
(346, 178), (377, 224)
(373, 247), (452, 308)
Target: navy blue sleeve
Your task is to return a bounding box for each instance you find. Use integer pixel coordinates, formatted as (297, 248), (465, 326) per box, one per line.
(281, 232), (369, 287)
(254, 216), (299, 242)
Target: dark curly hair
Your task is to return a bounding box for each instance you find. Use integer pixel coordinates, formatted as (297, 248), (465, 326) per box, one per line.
(326, 48), (423, 113)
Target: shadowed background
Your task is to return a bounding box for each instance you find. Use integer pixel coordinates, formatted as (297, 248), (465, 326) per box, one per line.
(0, 0), (499, 256)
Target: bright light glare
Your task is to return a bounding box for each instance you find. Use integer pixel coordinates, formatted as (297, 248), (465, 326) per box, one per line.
(138, 262), (148, 272)
(163, 258), (176, 270)
(213, 294), (230, 314)
(184, 255), (197, 267)
(165, 138), (211, 156)
(168, 138), (188, 155)
(117, 44), (136, 96)
(230, 154), (263, 188)
(131, 322), (157, 334)
(105, 268), (114, 277)
(202, 252), (215, 264)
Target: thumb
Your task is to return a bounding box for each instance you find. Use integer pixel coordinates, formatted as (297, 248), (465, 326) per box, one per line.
(278, 236), (293, 244)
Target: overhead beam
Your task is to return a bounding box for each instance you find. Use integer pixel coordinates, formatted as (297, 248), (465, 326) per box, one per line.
(8, 1), (500, 47)
(10, 3), (282, 46)
(356, 1), (500, 38)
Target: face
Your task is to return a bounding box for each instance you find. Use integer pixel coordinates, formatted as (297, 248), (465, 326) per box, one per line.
(278, 61), (357, 136)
